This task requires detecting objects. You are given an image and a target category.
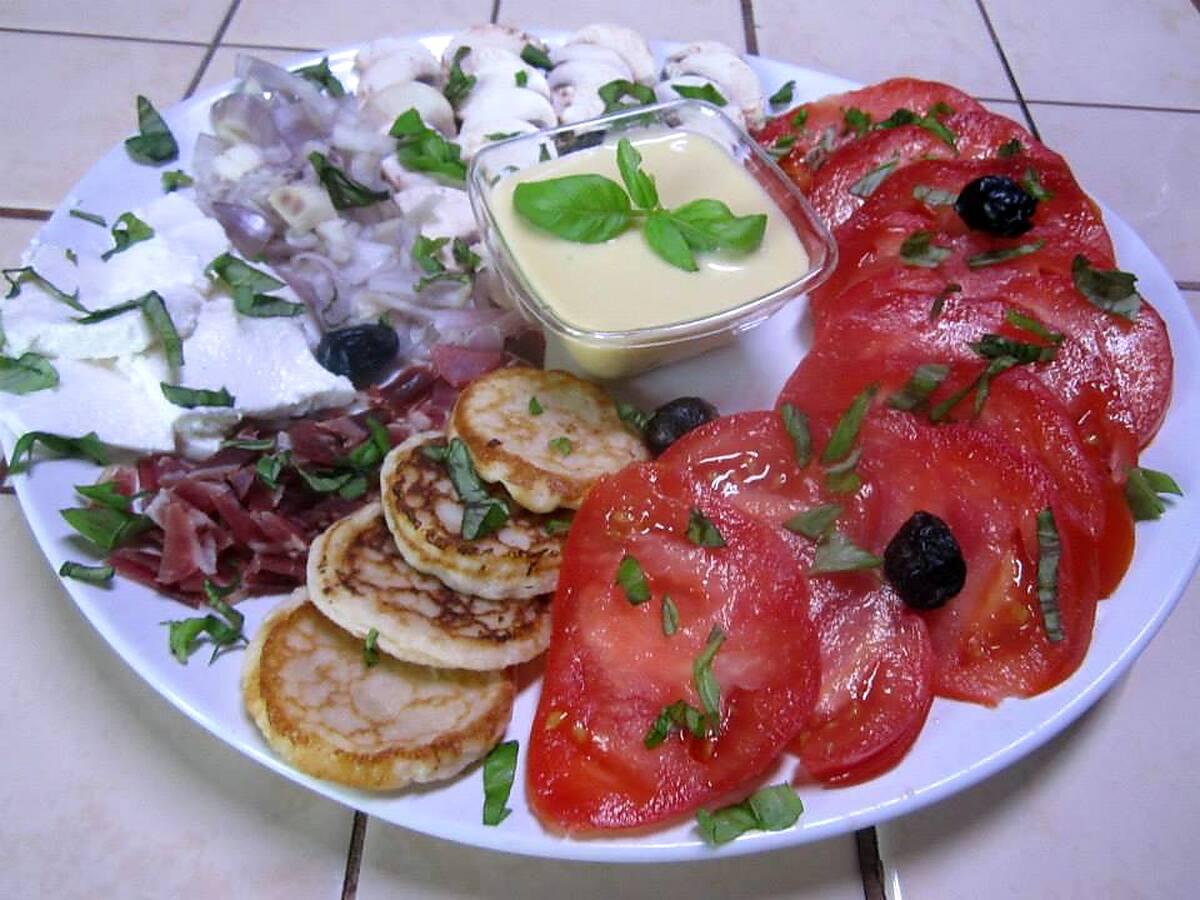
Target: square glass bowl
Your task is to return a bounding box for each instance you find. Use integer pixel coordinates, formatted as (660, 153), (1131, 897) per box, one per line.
(467, 99), (837, 379)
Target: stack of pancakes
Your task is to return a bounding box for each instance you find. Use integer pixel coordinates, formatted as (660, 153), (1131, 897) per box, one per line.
(241, 368), (648, 791)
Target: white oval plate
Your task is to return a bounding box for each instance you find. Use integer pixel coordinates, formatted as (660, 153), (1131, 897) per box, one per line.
(7, 33), (1200, 863)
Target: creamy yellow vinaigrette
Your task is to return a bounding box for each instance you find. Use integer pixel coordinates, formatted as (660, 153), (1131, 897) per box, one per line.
(489, 130), (810, 333)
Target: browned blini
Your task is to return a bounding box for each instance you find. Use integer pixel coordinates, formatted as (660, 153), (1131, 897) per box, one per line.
(308, 502), (551, 669)
(242, 591), (515, 791)
(447, 367), (649, 513)
(380, 432), (564, 600)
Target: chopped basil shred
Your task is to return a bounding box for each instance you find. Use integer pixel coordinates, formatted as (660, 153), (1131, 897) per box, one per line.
(514, 70), (529, 87)
(1005, 309), (1064, 344)
(693, 626), (726, 728)
(208, 253), (285, 292)
(101, 212), (155, 261)
(617, 402), (651, 434)
(768, 134), (797, 159)
(1021, 167), (1053, 200)
(997, 138), (1023, 158)
(616, 554), (650, 605)
(821, 385), (877, 465)
(411, 235), (480, 292)
(900, 230), (951, 268)
(521, 44), (553, 70)
(433, 438), (510, 540)
(888, 363), (950, 411)
(913, 184), (958, 206)
(363, 627), (380, 667)
(69, 208), (107, 227)
(528, 395), (544, 415)
(696, 783), (804, 845)
(672, 83), (728, 106)
(644, 699), (706, 748)
(444, 46), (476, 108)
(9, 430), (108, 474)
(163, 579), (246, 665)
(849, 158), (899, 198)
(548, 436), (573, 456)
(779, 403), (812, 467)
(965, 240), (1045, 268)
(545, 517), (572, 536)
(292, 57), (346, 96)
(843, 107), (872, 136)
(482, 740), (518, 826)
(791, 107), (809, 129)
(59, 561), (115, 585)
(160, 383), (235, 408)
(61, 506), (151, 551)
(161, 169), (194, 192)
(810, 530), (883, 574)
(391, 108), (468, 183)
(784, 503), (843, 540)
(930, 283), (961, 320)
(1071, 255), (1141, 321)
(1124, 465), (1183, 521)
(769, 80), (796, 106)
(662, 595), (679, 636)
(125, 95), (179, 164)
(75, 480), (135, 510)
(971, 333), (1057, 364)
(597, 79), (655, 114)
(686, 507), (726, 547)
(0, 352), (58, 395)
(2, 266), (83, 310)
(309, 151), (390, 209)
(1035, 508), (1064, 643)
(222, 436), (276, 452)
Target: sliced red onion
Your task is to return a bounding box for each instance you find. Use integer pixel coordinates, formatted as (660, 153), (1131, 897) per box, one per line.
(235, 54), (337, 129)
(211, 201), (276, 259)
(211, 93), (283, 147)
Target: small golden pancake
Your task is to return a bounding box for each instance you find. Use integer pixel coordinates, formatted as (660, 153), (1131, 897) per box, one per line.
(380, 431), (563, 601)
(308, 501), (551, 669)
(242, 590), (514, 792)
(447, 367), (648, 513)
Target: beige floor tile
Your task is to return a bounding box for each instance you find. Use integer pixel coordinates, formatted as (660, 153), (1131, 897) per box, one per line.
(877, 562), (1200, 899)
(357, 819), (865, 899)
(0, 33), (205, 210)
(754, 0), (1016, 100)
(987, 0), (1200, 108)
(0, 498), (354, 899)
(194, 46), (308, 96)
(1030, 104), (1200, 282)
(497, 0), (747, 47)
(0, 218), (44, 266)
(0, 0), (229, 44)
(224, 0), (493, 50)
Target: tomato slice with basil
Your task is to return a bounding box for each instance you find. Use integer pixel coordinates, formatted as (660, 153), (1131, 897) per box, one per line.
(660, 412), (934, 787)
(810, 155), (1115, 316)
(526, 463), (819, 832)
(778, 358), (1096, 705)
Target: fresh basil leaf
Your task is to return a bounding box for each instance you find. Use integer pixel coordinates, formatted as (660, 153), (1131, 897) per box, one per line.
(75, 480), (137, 511)
(161, 169), (194, 192)
(444, 46), (476, 108)
(849, 158), (898, 198)
(1021, 167), (1053, 201)
(484, 131), (521, 142)
(672, 82), (728, 106)
(165, 618), (210, 664)
(666, 198), (730, 252)
(139, 291), (183, 367)
(661, 595), (679, 636)
(767, 134), (797, 159)
(528, 395), (544, 415)
(222, 436), (276, 452)
(2, 266), (84, 311)
(61, 506), (151, 551)
(888, 363), (950, 412)
(164, 585), (246, 665)
(521, 43), (552, 70)
(59, 560), (115, 585)
(644, 210), (698, 272)
(256, 452), (288, 489)
(1071, 255), (1141, 321)
(617, 402), (651, 434)
(292, 57), (346, 97)
(1004, 309), (1064, 344)
(101, 212), (155, 261)
(997, 138), (1023, 158)
(513, 174), (632, 243)
(644, 699), (707, 748)
(686, 507), (726, 547)
(930, 282), (961, 320)
(696, 802), (759, 846)
(965, 240), (1045, 269)
(913, 184), (958, 206)
(843, 107), (872, 136)
(482, 740), (518, 826)
(292, 462), (356, 495)
(791, 107), (808, 129)
(363, 627), (380, 667)
(73, 298), (140, 324)
(971, 333), (1057, 364)
(1035, 507), (1064, 643)
(343, 417), (392, 471)
(769, 80), (796, 107)
(916, 113), (957, 148)
(9, 430), (108, 474)
(876, 108), (917, 129)
(696, 784), (803, 846)
(1125, 465), (1183, 521)
(437, 438), (510, 540)
(825, 469), (862, 495)
(511, 69), (529, 88)
(616, 554), (650, 605)
(309, 151), (390, 210)
(160, 382), (235, 408)
(391, 108), (468, 183)
(545, 516), (572, 536)
(616, 138), (659, 210)
(208, 253), (286, 293)
(693, 626), (726, 726)
(597, 79), (655, 114)
(0, 352), (58, 394)
(233, 285), (305, 317)
(548, 436), (573, 456)
(69, 208), (107, 227)
(710, 213), (767, 254)
(412, 234), (450, 275)
(125, 95), (178, 164)
(810, 530), (882, 574)
(784, 503), (842, 540)
(900, 230), (951, 268)
(821, 385), (876, 465)
(779, 403), (812, 467)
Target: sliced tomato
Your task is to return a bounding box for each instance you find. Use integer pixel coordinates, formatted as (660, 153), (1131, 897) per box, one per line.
(755, 78), (986, 194)
(810, 155), (1115, 315)
(778, 359), (1096, 705)
(526, 463), (820, 832)
(660, 412), (934, 787)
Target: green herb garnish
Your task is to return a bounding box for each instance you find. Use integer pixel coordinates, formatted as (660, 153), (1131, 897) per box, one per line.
(966, 240), (1045, 268)
(482, 740), (518, 825)
(849, 158), (899, 199)
(69, 208), (107, 227)
(1071, 255), (1141, 321)
(912, 184), (958, 206)
(308, 151), (390, 210)
(617, 402), (651, 434)
(784, 503), (843, 540)
(100, 212), (155, 261)
(1035, 508), (1064, 643)
(697, 783), (803, 845)
(528, 395), (544, 415)
(597, 79), (655, 114)
(59, 561), (115, 585)
(997, 138), (1023, 158)
(160, 383), (235, 408)
(821, 385), (876, 465)
(672, 83), (727, 106)
(161, 169), (194, 192)
(693, 626), (726, 728)
(843, 107), (872, 136)
(390, 108), (468, 183)
(2, 267), (84, 311)
(444, 46), (476, 108)
(900, 230), (951, 268)
(1021, 167), (1053, 201)
(61, 506), (151, 551)
(437, 438), (510, 540)
(616, 554), (650, 605)
(125, 95), (178, 164)
(292, 57), (346, 96)
(769, 80), (796, 107)
(75, 480), (136, 510)
(548, 436), (573, 456)
(888, 363), (950, 412)
(521, 43), (552, 70)
(1124, 465), (1183, 521)
(644, 699), (706, 748)
(662, 595), (679, 636)
(810, 530), (882, 574)
(363, 627), (380, 667)
(9, 430), (108, 474)
(0, 352), (58, 395)
(686, 507), (725, 547)
(779, 403), (811, 467)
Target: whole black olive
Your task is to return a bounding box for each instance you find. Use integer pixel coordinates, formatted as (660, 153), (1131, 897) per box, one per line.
(954, 175), (1038, 237)
(644, 397), (718, 455)
(315, 324), (400, 387)
(883, 511), (967, 610)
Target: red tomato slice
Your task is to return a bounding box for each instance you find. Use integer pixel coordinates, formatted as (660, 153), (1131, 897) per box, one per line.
(526, 463), (820, 833)
(660, 412), (934, 787)
(778, 361), (1096, 705)
(756, 78), (986, 194)
(810, 156), (1115, 315)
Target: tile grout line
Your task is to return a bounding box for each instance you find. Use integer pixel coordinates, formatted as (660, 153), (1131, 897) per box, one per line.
(972, 0), (1041, 141)
(340, 811), (368, 900)
(856, 827), (887, 900)
(490, 0), (502, 24)
(739, 0), (759, 55)
(0, 24), (207, 47)
(182, 0), (243, 100)
(0, 207), (52, 221)
(1177, 280), (1200, 292)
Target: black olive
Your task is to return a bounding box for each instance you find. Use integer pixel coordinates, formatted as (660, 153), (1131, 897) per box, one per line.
(315, 324), (400, 387)
(883, 511), (967, 610)
(644, 397), (718, 455)
(954, 175), (1038, 237)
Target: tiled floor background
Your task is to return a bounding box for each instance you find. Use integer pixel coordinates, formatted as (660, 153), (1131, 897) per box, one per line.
(1, 2), (1197, 897)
